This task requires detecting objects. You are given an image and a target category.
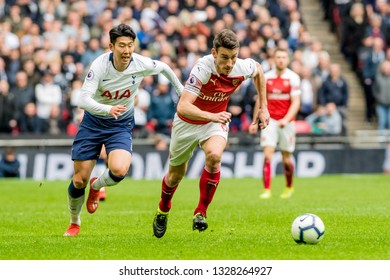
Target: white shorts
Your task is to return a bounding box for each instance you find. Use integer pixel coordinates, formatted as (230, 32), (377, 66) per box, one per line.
(169, 114), (229, 166)
(260, 118), (296, 153)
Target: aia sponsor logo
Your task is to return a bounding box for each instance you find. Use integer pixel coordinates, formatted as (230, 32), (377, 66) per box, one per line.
(101, 89), (131, 99)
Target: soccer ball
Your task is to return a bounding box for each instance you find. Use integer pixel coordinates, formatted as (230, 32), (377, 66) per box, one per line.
(291, 213), (325, 244)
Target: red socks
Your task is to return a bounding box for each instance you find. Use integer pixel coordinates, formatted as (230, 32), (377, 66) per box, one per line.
(263, 160), (271, 190)
(194, 168), (220, 217)
(284, 162), (294, 187)
(158, 177), (177, 212)
(263, 160), (294, 189)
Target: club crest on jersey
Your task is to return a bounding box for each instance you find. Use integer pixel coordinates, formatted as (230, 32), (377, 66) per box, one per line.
(283, 80), (290, 87)
(232, 79), (240, 86)
(86, 70), (94, 80)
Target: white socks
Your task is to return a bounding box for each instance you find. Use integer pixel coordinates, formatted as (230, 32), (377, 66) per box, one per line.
(68, 194), (84, 226)
(91, 168), (118, 190)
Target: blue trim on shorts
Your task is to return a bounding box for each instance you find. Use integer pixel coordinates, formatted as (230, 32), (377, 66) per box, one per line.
(71, 111), (134, 161)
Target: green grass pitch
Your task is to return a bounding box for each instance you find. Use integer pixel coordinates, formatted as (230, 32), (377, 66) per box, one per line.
(0, 174), (389, 260)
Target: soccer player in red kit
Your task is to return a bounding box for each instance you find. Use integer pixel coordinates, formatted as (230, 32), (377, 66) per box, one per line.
(249, 48), (301, 199)
(152, 29), (270, 238)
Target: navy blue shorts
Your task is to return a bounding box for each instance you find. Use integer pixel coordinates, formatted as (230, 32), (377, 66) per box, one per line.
(71, 111), (135, 161)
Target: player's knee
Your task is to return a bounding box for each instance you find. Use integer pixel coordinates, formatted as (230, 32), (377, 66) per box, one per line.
(73, 176), (88, 188)
(109, 167), (128, 178)
(205, 152), (222, 167)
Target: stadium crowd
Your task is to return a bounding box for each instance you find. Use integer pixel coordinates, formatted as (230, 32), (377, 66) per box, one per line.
(2, 0), (386, 140)
(322, 0), (390, 131)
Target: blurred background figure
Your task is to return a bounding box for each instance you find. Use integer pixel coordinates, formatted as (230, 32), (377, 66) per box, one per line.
(305, 102), (343, 135)
(373, 60), (390, 132)
(0, 147), (20, 178)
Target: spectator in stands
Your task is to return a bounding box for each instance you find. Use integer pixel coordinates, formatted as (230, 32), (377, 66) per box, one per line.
(0, 80), (17, 134)
(312, 51), (331, 93)
(20, 21), (43, 55)
(0, 147), (20, 178)
(364, 12), (386, 43)
(362, 37), (386, 123)
(0, 0), (331, 140)
(302, 38), (323, 71)
(80, 37), (104, 68)
(0, 57), (8, 82)
(6, 5), (23, 34)
(287, 9), (303, 51)
(305, 102), (343, 135)
(133, 85), (151, 139)
(11, 70), (35, 129)
(18, 102), (40, 134)
(5, 48), (21, 88)
(376, 0), (390, 46)
(34, 69), (62, 133)
(0, 20), (19, 56)
(373, 60), (390, 132)
(227, 84), (248, 132)
(340, 2), (367, 74)
(42, 18), (69, 53)
(147, 76), (177, 137)
(298, 65), (316, 119)
(22, 58), (41, 87)
(49, 61), (70, 94)
(63, 9), (91, 43)
(62, 52), (78, 84)
(317, 63), (349, 119)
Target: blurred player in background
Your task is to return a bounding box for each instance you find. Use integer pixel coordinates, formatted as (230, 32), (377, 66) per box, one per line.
(64, 24), (183, 236)
(249, 48), (301, 199)
(152, 29), (270, 238)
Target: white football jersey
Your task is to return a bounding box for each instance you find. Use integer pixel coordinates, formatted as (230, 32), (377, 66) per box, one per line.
(79, 52), (183, 119)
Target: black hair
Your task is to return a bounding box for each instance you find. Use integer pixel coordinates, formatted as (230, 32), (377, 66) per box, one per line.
(109, 24), (136, 44)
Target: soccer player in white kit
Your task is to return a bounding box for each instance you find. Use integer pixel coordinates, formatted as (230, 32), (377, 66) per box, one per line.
(64, 24), (183, 236)
(249, 48), (301, 199)
(152, 29), (270, 238)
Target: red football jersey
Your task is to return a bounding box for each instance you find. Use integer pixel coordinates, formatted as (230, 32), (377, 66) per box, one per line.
(265, 68), (301, 120)
(181, 54), (257, 124)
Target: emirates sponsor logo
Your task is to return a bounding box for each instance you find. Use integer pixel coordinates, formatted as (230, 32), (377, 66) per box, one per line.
(268, 93), (290, 100)
(199, 92), (229, 102)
